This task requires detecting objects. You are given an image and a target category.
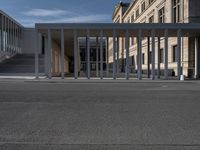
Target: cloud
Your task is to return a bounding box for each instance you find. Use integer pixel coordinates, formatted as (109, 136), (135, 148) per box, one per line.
(22, 8), (70, 17)
(19, 14), (111, 27)
(58, 14), (111, 23)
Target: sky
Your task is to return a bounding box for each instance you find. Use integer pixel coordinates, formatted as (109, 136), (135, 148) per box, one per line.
(1, 0), (131, 27)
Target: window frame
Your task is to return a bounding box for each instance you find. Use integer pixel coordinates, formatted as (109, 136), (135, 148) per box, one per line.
(158, 7), (165, 23)
(172, 0), (181, 23)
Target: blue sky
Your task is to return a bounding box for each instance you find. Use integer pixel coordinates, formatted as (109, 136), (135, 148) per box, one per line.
(1, 0), (131, 27)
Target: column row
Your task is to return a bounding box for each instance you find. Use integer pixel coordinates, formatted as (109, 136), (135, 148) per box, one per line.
(35, 28), (182, 80)
(0, 14), (22, 53)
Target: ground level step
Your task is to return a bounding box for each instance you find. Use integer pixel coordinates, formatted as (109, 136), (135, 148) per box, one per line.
(0, 144), (199, 150)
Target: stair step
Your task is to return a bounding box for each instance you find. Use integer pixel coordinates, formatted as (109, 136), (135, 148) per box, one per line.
(0, 54), (45, 74)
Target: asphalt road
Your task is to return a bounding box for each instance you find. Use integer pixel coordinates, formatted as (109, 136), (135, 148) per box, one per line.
(0, 80), (200, 149)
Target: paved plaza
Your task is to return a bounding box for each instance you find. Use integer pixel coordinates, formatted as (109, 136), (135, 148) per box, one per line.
(0, 79), (200, 149)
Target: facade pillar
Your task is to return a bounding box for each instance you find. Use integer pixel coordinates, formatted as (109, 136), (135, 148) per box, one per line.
(125, 30), (130, 80)
(74, 29), (78, 79)
(147, 37), (150, 78)
(61, 28), (65, 79)
(164, 29), (169, 80)
(35, 30), (39, 79)
(100, 30), (104, 79)
(113, 29), (117, 80)
(87, 29), (90, 79)
(48, 29), (52, 79)
(151, 30), (155, 80)
(177, 29), (182, 79)
(137, 29), (142, 80)
(157, 37), (161, 78)
(96, 37), (99, 77)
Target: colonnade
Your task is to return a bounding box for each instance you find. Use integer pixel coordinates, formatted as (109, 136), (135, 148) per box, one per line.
(0, 12), (22, 54)
(35, 24), (200, 80)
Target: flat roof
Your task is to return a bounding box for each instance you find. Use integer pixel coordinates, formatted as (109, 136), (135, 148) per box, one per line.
(36, 23), (200, 37)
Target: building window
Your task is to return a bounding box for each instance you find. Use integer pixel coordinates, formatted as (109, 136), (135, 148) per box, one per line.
(172, 0), (181, 23)
(149, 15), (154, 23)
(136, 8), (140, 18)
(141, 2), (146, 12)
(131, 13), (135, 22)
(149, 0), (154, 5)
(142, 53), (145, 64)
(160, 48), (164, 63)
(172, 45), (178, 62)
(158, 7), (165, 23)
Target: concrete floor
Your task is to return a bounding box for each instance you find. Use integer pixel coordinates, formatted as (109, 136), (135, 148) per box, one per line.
(0, 79), (200, 149)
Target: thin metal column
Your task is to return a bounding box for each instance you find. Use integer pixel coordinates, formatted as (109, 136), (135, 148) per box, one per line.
(44, 37), (48, 76)
(195, 37), (199, 78)
(12, 22), (14, 53)
(10, 20), (12, 52)
(164, 29), (169, 80)
(13, 22), (15, 52)
(18, 26), (20, 53)
(113, 29), (117, 80)
(151, 29), (155, 80)
(100, 30), (104, 79)
(1, 15), (3, 51)
(116, 37), (119, 74)
(87, 29), (90, 79)
(19, 28), (21, 53)
(16, 26), (18, 53)
(157, 37), (161, 79)
(61, 28), (65, 79)
(14, 24), (17, 53)
(125, 30), (130, 80)
(177, 29), (182, 79)
(74, 29), (78, 79)
(17, 26), (19, 53)
(147, 37), (150, 78)
(96, 36), (99, 77)
(35, 29), (39, 79)
(137, 29), (142, 80)
(6, 18), (10, 52)
(48, 29), (52, 79)
(4, 17), (7, 52)
(106, 37), (109, 77)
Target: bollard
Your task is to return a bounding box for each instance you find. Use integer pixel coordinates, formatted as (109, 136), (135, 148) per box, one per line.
(180, 75), (185, 81)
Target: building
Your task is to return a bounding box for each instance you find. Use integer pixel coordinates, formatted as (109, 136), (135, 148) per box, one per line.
(1, 1), (200, 80)
(111, 0), (200, 78)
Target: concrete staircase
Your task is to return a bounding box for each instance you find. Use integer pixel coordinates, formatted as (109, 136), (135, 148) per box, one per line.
(0, 54), (45, 76)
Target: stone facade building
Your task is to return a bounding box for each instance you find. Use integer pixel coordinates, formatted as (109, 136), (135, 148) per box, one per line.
(110, 0), (200, 78)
